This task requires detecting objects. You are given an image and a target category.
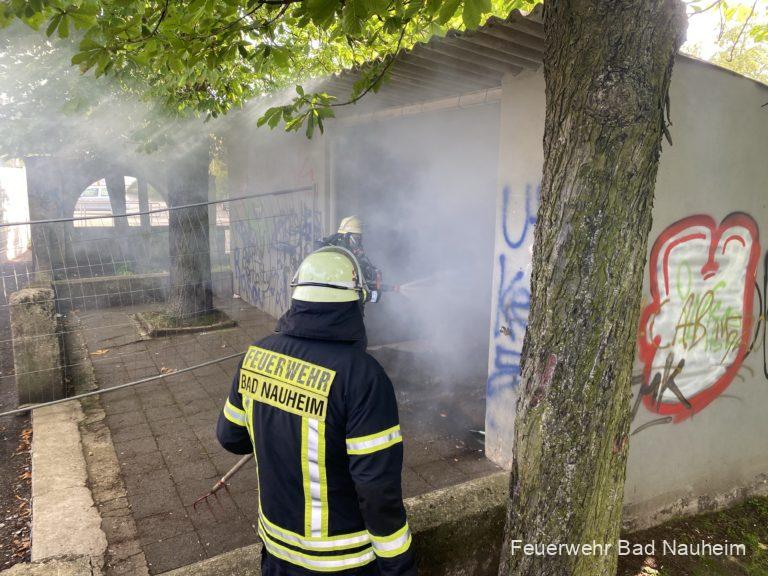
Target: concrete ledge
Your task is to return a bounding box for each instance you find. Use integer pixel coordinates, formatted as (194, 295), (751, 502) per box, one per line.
(407, 472), (507, 576)
(0, 556), (100, 576)
(53, 273), (167, 313)
(622, 472), (768, 532)
(9, 287), (64, 404)
(161, 544), (263, 576)
(31, 402), (107, 567)
(160, 472), (508, 576)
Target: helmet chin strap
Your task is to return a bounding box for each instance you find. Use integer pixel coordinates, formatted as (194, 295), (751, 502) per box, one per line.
(290, 281), (359, 292)
(291, 281), (368, 307)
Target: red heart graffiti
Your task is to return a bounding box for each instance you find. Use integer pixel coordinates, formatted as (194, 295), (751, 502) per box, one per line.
(637, 213), (760, 422)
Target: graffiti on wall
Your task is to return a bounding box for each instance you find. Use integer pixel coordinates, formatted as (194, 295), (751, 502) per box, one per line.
(230, 189), (320, 318)
(487, 184), (539, 398)
(633, 213), (762, 430)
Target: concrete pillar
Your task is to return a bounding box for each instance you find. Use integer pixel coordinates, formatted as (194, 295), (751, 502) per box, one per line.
(485, 71), (545, 468)
(9, 287), (64, 404)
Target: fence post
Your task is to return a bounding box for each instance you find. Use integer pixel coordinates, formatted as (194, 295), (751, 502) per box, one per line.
(9, 287), (64, 404)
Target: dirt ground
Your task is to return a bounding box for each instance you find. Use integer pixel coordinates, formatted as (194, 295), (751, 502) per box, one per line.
(617, 496), (768, 576)
(0, 259), (33, 570)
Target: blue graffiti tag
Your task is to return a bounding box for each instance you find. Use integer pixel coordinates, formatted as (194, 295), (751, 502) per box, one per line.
(231, 192), (320, 317)
(502, 183), (539, 249)
(487, 183), (539, 398)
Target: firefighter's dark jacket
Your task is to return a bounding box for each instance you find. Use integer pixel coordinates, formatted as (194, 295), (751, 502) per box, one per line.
(217, 300), (416, 575)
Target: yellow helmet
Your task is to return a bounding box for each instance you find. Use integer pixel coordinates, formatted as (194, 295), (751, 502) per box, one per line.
(291, 247), (367, 303)
(338, 216), (362, 235)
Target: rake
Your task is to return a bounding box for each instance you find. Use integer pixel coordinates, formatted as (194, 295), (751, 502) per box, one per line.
(193, 454), (252, 511)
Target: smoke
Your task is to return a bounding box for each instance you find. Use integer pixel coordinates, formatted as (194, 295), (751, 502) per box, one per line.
(332, 103), (501, 385)
(1, 22), (502, 393)
(0, 23), (303, 171)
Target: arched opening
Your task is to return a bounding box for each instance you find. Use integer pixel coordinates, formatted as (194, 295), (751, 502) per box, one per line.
(73, 176), (168, 227)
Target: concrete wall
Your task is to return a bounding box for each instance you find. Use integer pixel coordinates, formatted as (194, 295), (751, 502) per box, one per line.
(485, 58), (768, 528)
(225, 117), (326, 318)
(623, 58), (768, 529)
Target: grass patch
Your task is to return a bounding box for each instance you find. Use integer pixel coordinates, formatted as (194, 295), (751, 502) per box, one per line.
(617, 496), (768, 576)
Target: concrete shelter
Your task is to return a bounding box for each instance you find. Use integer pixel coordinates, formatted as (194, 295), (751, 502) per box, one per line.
(222, 8), (768, 530)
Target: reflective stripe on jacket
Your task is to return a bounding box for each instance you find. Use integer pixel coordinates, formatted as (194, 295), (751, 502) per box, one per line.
(217, 300), (416, 576)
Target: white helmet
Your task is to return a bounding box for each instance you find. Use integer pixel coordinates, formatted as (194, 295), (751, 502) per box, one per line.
(337, 216), (362, 235)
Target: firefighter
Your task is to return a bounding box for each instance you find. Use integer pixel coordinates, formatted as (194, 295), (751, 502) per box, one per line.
(317, 216), (382, 303)
(216, 246), (416, 576)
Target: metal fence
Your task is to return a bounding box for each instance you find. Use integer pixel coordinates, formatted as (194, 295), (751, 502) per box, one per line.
(0, 186), (319, 412)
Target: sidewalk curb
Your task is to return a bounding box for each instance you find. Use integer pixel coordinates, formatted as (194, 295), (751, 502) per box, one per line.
(30, 401), (107, 566)
(0, 555), (100, 576)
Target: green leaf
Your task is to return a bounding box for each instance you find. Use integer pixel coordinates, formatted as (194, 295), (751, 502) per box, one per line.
(306, 0), (339, 27)
(45, 14), (62, 37)
(462, 0), (490, 29)
(80, 35), (104, 50)
(362, 0), (389, 17)
(57, 14), (69, 38)
(271, 46), (290, 68)
(342, 0), (364, 36)
(438, 0), (461, 25)
(71, 51), (92, 65)
(305, 113), (315, 138)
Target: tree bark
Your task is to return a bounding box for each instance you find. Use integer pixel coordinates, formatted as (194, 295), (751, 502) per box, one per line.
(166, 141), (213, 322)
(24, 156), (68, 279)
(137, 178), (151, 231)
(105, 172), (128, 232)
(500, 2), (686, 576)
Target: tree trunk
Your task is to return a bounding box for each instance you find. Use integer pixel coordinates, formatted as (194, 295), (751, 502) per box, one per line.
(166, 141), (213, 322)
(500, 2), (686, 576)
(105, 172), (128, 231)
(137, 179), (151, 230)
(24, 156), (68, 280)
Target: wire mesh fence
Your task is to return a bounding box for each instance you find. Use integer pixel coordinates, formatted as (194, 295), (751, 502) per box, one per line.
(0, 185), (319, 411)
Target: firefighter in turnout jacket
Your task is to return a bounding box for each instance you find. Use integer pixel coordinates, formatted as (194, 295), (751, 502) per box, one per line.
(316, 216), (383, 303)
(216, 246), (416, 575)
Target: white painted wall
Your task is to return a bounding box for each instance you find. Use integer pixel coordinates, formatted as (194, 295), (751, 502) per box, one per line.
(225, 115), (327, 318)
(486, 57), (768, 528)
(623, 58), (768, 530)
(485, 71), (544, 468)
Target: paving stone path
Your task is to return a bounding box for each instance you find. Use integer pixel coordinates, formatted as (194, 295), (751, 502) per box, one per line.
(77, 298), (498, 574)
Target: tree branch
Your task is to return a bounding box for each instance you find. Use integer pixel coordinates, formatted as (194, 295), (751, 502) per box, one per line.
(151, 0), (170, 36)
(727, 0), (757, 62)
(330, 26), (406, 108)
(687, 0), (722, 17)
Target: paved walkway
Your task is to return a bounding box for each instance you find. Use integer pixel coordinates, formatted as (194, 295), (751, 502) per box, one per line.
(77, 298), (498, 574)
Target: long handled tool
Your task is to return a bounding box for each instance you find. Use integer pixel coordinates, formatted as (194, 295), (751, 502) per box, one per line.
(193, 454), (252, 511)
